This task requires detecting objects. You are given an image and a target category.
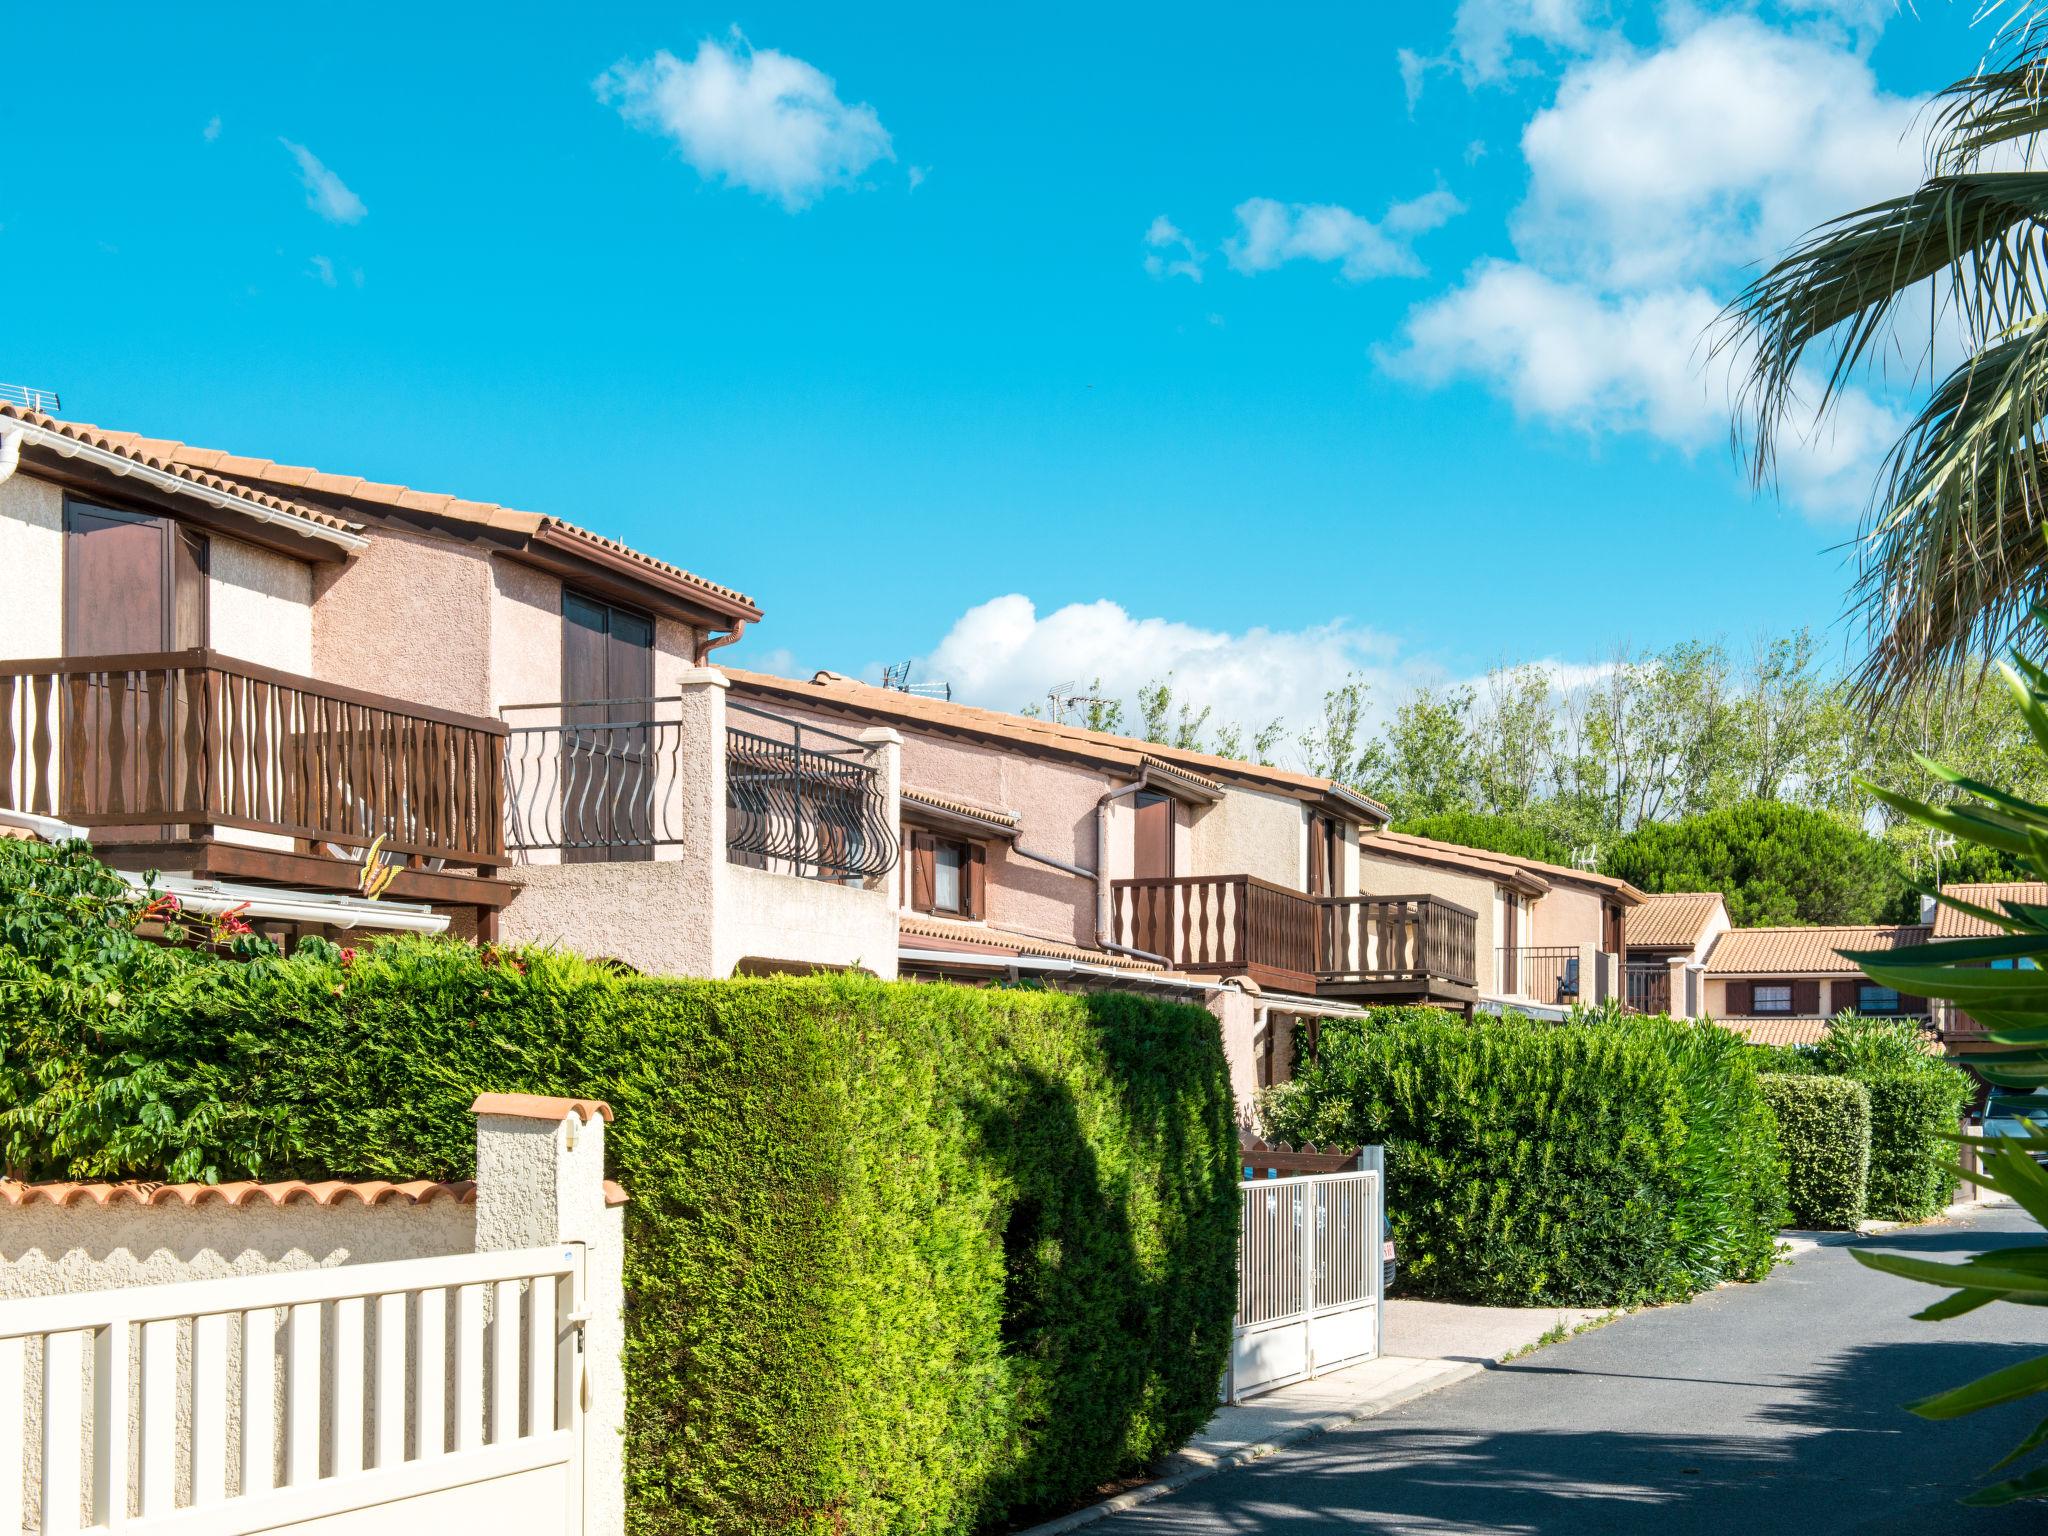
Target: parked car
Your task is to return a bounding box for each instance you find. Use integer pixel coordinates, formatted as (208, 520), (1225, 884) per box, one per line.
(1383, 1215), (1398, 1294)
(1983, 1090), (2048, 1155)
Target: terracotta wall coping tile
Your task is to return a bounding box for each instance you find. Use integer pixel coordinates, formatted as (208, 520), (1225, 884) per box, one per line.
(469, 1092), (614, 1124)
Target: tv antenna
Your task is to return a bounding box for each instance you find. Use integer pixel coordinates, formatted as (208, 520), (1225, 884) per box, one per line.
(881, 661), (951, 700)
(1046, 681), (1113, 725)
(0, 382), (61, 414)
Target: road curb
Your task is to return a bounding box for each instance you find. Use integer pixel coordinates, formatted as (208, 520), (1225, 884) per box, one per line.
(1010, 1360), (1485, 1536)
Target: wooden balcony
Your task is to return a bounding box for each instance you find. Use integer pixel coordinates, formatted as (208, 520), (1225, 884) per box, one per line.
(1319, 894), (1479, 1006)
(0, 651), (509, 904)
(1108, 876), (1479, 1004)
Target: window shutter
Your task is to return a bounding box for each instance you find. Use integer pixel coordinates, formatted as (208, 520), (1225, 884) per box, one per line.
(1792, 979), (1820, 1015)
(1727, 980), (1753, 1015)
(965, 842), (988, 920)
(1901, 993), (1927, 1016)
(910, 832), (936, 913)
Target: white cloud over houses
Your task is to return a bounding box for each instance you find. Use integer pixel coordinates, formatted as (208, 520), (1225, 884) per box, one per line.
(279, 140), (366, 225)
(905, 594), (1418, 759)
(1226, 190), (1464, 281)
(595, 35), (893, 210)
(1143, 216), (1206, 282)
(1388, 10), (1923, 519)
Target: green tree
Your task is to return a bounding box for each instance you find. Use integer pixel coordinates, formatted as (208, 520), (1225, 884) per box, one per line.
(1723, 21), (2048, 697)
(1136, 675), (1211, 751)
(1599, 800), (1912, 926)
(1299, 674), (1382, 790)
(1393, 810), (1575, 867)
(1369, 686), (1477, 821)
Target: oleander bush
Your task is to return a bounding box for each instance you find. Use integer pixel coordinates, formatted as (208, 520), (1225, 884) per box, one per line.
(1757, 1072), (1871, 1229)
(1810, 1015), (1976, 1222)
(0, 838), (1239, 1535)
(1263, 1009), (1783, 1306)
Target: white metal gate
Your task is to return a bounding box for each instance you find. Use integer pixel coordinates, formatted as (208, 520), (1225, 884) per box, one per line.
(0, 1243), (585, 1534)
(1228, 1169), (1382, 1402)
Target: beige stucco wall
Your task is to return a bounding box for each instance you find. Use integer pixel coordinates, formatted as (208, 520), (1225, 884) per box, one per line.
(1358, 847), (1503, 996)
(313, 525), (494, 717)
(498, 858), (718, 975)
(1532, 883), (1605, 953)
(208, 533), (313, 675)
(1190, 786), (1308, 891)
(0, 472), (63, 659)
(718, 862), (900, 978)
(491, 555), (564, 713)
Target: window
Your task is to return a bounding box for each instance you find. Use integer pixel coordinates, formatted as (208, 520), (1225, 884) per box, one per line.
(908, 830), (984, 919)
(1857, 984), (1902, 1015)
(932, 838), (965, 914)
(1753, 984), (1793, 1014)
(1992, 957), (2041, 971)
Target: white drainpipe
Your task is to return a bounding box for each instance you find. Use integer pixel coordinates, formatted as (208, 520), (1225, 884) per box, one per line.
(0, 423), (23, 486)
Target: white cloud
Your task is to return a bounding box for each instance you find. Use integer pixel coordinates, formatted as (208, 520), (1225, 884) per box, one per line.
(1226, 190), (1463, 281)
(1386, 258), (1903, 515)
(907, 164), (929, 191)
(595, 35), (892, 210)
(1143, 215), (1205, 282)
(1515, 14), (1921, 287)
(306, 254), (337, 288)
(279, 140), (366, 225)
(1453, 0), (1600, 82)
(911, 594), (1416, 752)
(203, 116), (221, 143)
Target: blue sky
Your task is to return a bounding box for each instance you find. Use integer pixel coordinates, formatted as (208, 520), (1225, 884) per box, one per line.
(0, 2), (1989, 741)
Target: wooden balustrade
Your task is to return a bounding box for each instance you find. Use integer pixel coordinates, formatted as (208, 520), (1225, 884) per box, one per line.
(1320, 895), (1479, 990)
(0, 651), (507, 868)
(1109, 873), (1321, 991)
(1110, 877), (1479, 999)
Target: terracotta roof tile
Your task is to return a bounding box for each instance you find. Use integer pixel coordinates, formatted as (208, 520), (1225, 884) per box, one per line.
(54, 415), (756, 619)
(1934, 882), (2048, 939)
(1, 406), (362, 537)
(1627, 892), (1726, 949)
(1718, 1016), (1835, 1047)
(469, 1092), (612, 1123)
(1705, 925), (1931, 976)
(1362, 831), (1549, 893)
(722, 668), (1378, 811)
(898, 913), (1163, 971)
(900, 787), (1020, 828)
(0, 1178), (475, 1209)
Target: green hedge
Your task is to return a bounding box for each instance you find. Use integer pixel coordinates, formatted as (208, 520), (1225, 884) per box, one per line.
(0, 840), (1239, 1534)
(1758, 1073), (1870, 1229)
(1264, 1010), (1784, 1307)
(1794, 1016), (1977, 1223)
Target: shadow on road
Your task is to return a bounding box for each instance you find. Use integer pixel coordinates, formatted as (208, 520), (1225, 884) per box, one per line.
(1106, 1339), (2048, 1534)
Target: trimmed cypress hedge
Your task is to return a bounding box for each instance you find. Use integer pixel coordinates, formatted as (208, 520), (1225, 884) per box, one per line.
(1758, 1072), (1870, 1229)
(1264, 1010), (1783, 1306)
(0, 840), (1239, 1534)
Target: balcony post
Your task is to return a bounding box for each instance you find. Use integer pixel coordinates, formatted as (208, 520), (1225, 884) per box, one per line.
(855, 727), (902, 894)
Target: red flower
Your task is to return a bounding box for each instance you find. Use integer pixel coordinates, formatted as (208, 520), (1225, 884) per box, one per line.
(340, 947), (358, 967)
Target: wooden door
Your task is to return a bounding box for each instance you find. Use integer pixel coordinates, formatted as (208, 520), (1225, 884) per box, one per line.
(1501, 897), (1519, 994)
(561, 592), (654, 863)
(1132, 790), (1174, 955)
(63, 503), (206, 838)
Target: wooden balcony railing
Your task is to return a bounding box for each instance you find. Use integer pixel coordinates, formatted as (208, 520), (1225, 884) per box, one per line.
(1109, 878), (1479, 996)
(0, 651), (507, 868)
(1109, 874), (1322, 991)
(1321, 895), (1478, 990)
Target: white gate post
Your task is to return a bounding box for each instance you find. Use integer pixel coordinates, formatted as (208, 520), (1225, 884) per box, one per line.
(1298, 1183), (1317, 1377)
(471, 1093), (628, 1536)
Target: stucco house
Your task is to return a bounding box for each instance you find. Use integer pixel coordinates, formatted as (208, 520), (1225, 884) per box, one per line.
(1622, 891), (1730, 1017)
(1353, 830), (1645, 1019)
(1701, 923), (1932, 1045)
(0, 402), (899, 976)
(1924, 881), (2048, 1068)
(720, 667), (1505, 1097)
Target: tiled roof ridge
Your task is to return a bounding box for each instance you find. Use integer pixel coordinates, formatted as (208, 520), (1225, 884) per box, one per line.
(1370, 829), (1647, 903)
(34, 411), (755, 616)
(0, 405), (362, 535)
(897, 913), (1163, 971)
(725, 668), (1372, 808)
(0, 1178), (477, 1209)
(900, 787), (1021, 826)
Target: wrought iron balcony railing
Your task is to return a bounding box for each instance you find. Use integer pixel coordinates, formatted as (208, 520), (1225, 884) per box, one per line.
(725, 702), (896, 882)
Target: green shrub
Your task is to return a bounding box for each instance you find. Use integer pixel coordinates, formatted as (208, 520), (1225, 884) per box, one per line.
(1758, 1073), (1870, 1229)
(1264, 1009), (1783, 1307)
(1812, 1016), (1976, 1222)
(0, 840), (1238, 1535)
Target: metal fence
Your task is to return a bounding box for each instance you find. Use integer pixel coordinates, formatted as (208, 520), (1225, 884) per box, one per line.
(725, 702), (897, 881)
(502, 699), (688, 856)
(1229, 1159), (1383, 1402)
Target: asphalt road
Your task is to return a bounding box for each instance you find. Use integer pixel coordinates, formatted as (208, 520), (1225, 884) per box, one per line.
(1096, 1204), (2048, 1534)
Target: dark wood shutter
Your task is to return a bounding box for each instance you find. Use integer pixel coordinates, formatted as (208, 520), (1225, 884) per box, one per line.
(965, 842), (987, 919)
(1727, 980), (1753, 1015)
(910, 832), (936, 913)
(1900, 992), (1928, 1016)
(67, 503), (171, 654)
(1307, 816), (1328, 897)
(1792, 979), (1821, 1015)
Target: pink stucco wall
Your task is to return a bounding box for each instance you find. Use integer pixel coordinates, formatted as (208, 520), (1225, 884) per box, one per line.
(312, 525), (495, 717)
(1530, 882), (1606, 952)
